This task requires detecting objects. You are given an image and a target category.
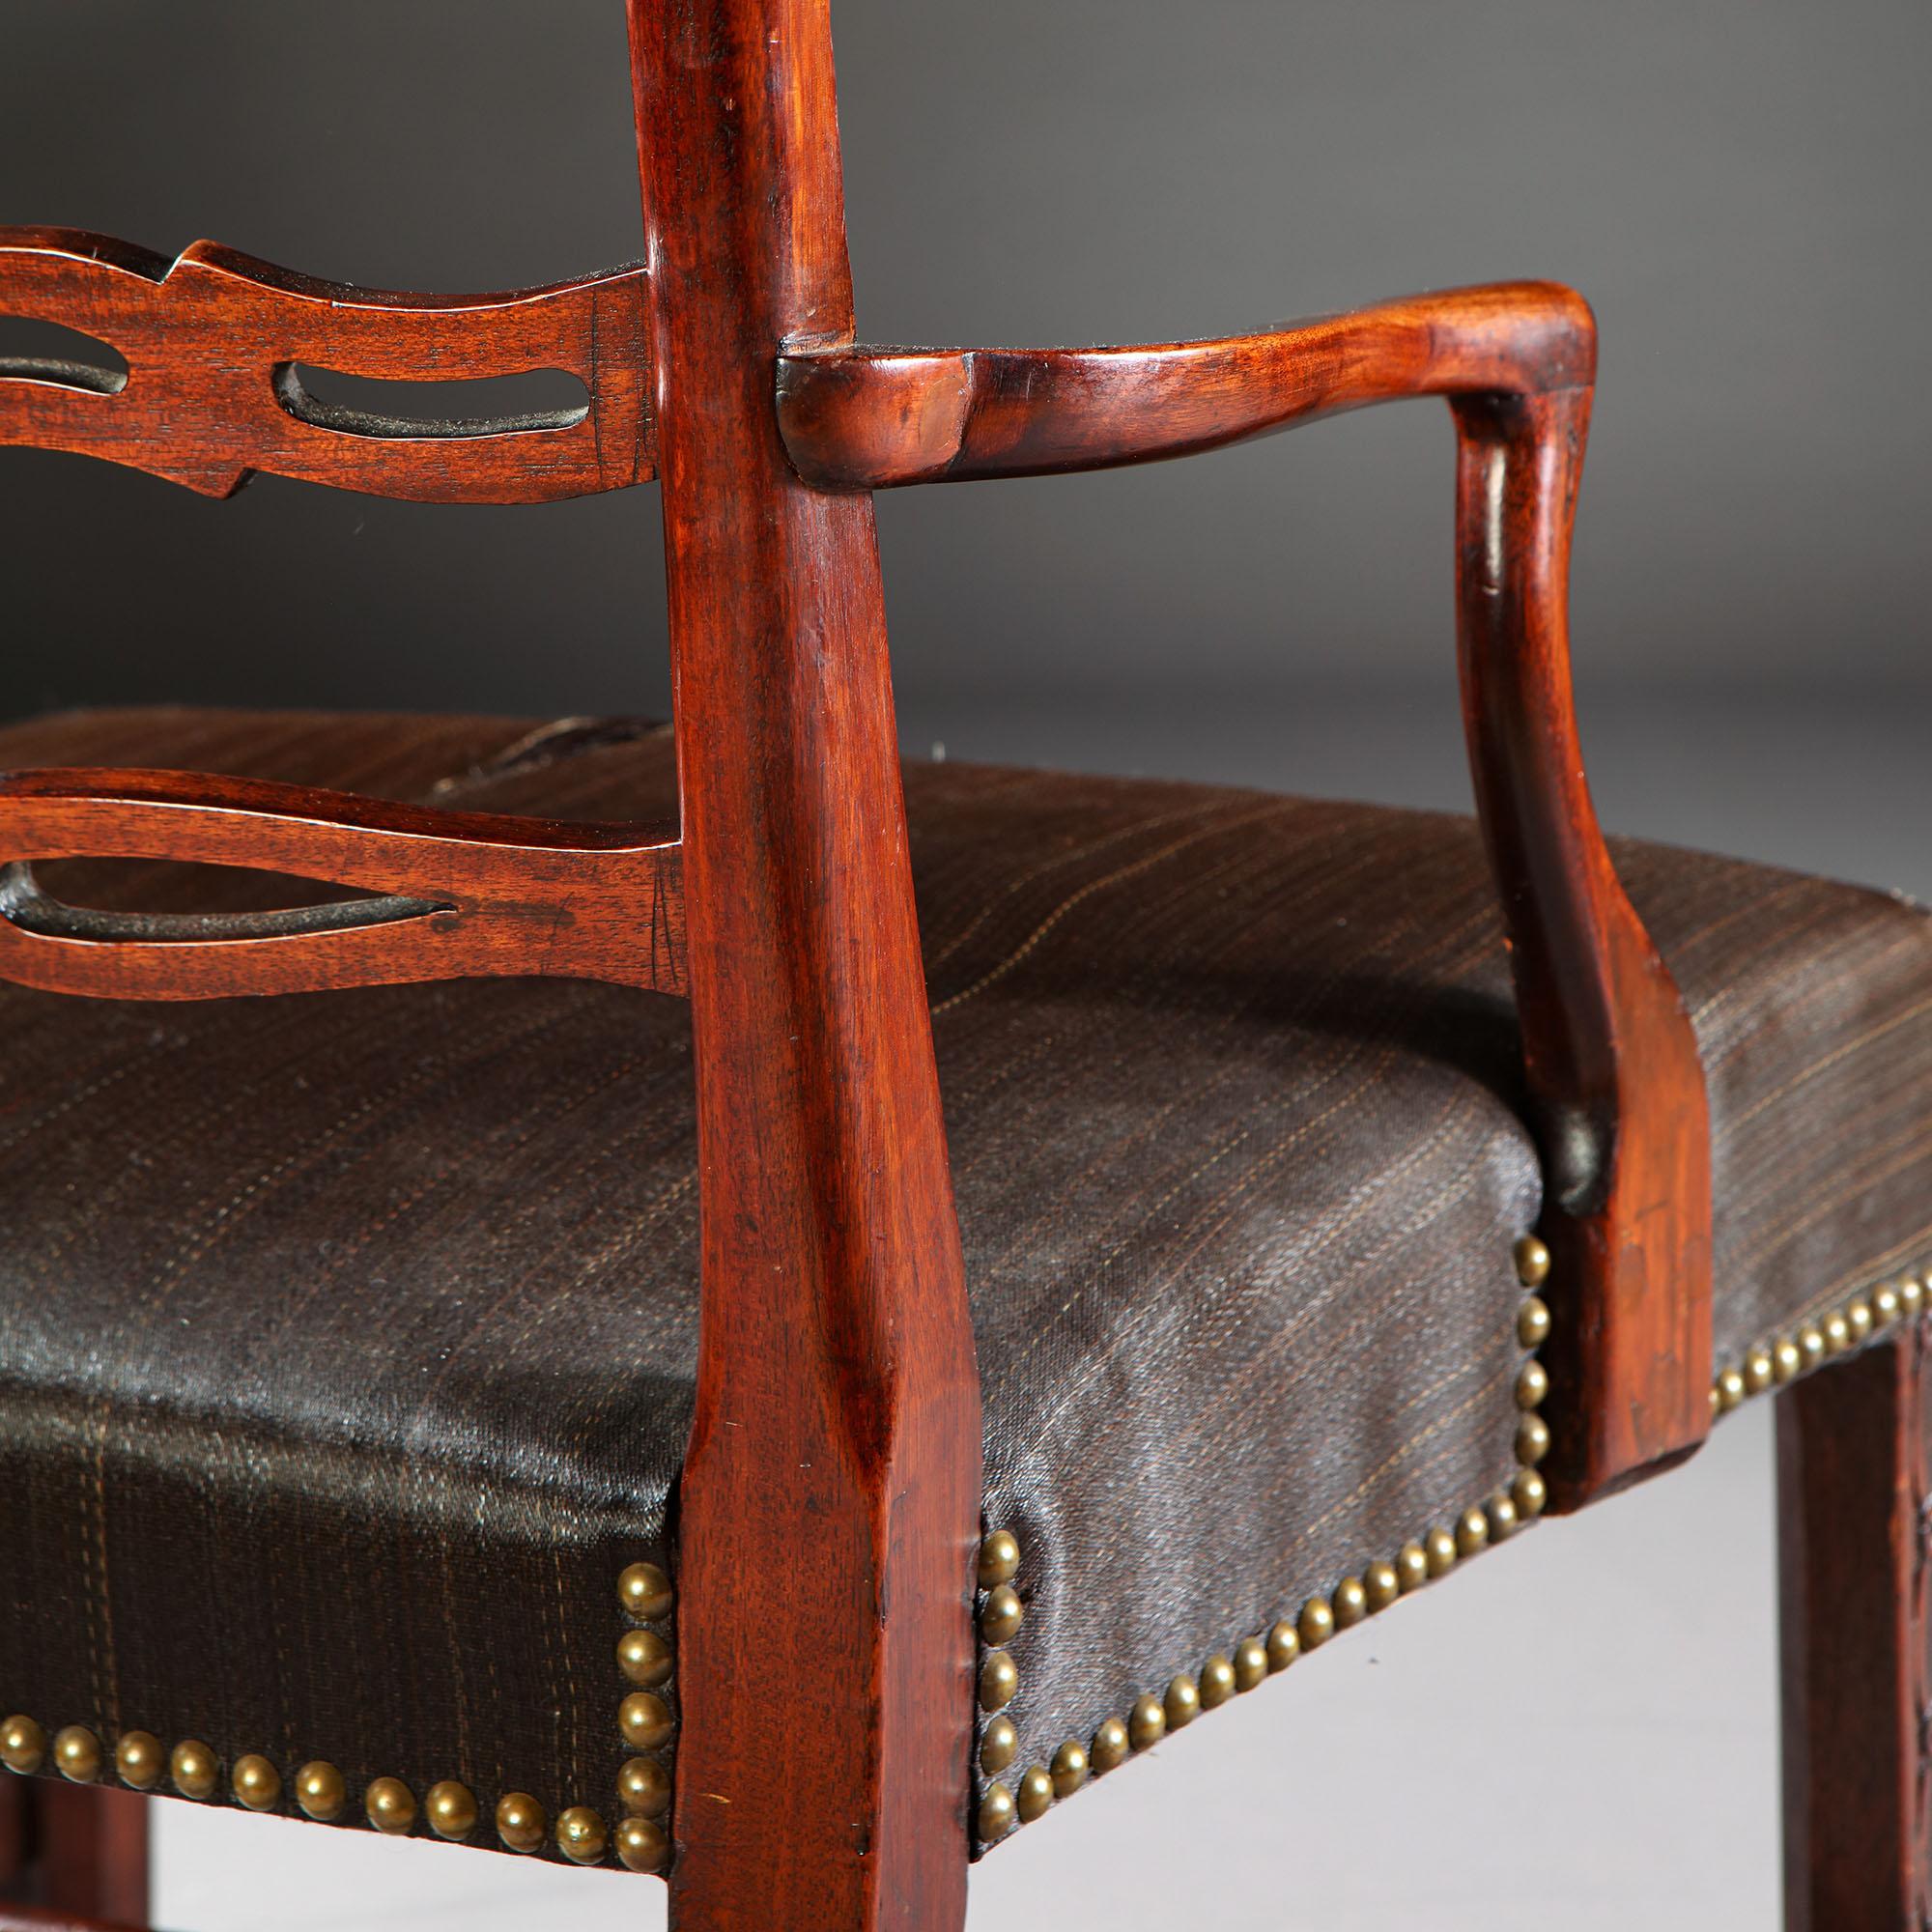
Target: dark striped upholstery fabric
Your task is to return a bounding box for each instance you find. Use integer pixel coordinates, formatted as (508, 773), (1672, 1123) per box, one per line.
(0, 706), (1926, 1864)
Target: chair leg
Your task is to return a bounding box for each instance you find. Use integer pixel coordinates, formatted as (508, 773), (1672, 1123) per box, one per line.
(1778, 1321), (1932, 1931)
(0, 1781), (149, 1926)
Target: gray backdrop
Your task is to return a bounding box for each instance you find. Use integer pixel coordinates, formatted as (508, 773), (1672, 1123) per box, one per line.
(2, 0), (1925, 732)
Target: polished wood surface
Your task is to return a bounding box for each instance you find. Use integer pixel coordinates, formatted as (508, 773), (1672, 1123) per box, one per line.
(0, 1784), (147, 1931)
(0, 229), (651, 502)
(1451, 383), (1711, 1506)
(782, 281), (1712, 1507)
(777, 281), (1594, 485)
(0, 768), (684, 998)
(1779, 1325), (1932, 1930)
(628, 1), (980, 1927)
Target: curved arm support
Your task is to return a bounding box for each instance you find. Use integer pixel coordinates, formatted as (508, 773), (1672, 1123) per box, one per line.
(775, 280), (1594, 486)
(0, 767), (685, 999)
(780, 281), (1713, 1506)
(1452, 387), (1711, 1505)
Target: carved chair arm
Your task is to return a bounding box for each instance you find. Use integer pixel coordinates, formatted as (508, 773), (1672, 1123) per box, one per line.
(778, 283), (1714, 1508)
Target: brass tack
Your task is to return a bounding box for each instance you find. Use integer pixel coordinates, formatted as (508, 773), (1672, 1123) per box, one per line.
(1127, 1693), (1166, 1750)
(1902, 1275), (1926, 1317)
(1716, 1367), (1747, 1413)
(1089, 1717), (1129, 1774)
(1517, 1296), (1552, 1349)
(1364, 1560), (1401, 1611)
(616, 1815), (669, 1874)
(1016, 1765), (1053, 1823)
(1745, 1350), (1776, 1396)
(1773, 1338), (1804, 1384)
(1233, 1635), (1269, 1690)
(1264, 1620), (1300, 1672)
(1513, 1468), (1548, 1520)
(978, 1783), (1016, 1841)
(1708, 1385), (1721, 1419)
(1875, 1284), (1903, 1326)
(427, 1780), (478, 1841)
(1164, 1674), (1201, 1729)
(1331, 1577), (1369, 1629)
(1487, 1493), (1520, 1541)
(1297, 1596), (1335, 1651)
(365, 1776), (417, 1835)
(295, 1760), (347, 1822)
(617, 1627), (674, 1689)
(1516, 1360), (1549, 1410)
(979, 1583), (1024, 1646)
(1395, 1543), (1431, 1593)
(54, 1725), (101, 1784)
(1, 1715), (46, 1775)
(618, 1755), (671, 1818)
(620, 1692), (674, 1750)
(1456, 1506), (1490, 1558)
(978, 1531), (1021, 1590)
(170, 1740), (218, 1800)
(113, 1730), (163, 1791)
(556, 1804), (608, 1865)
(1822, 1311), (1852, 1354)
(978, 1651), (1019, 1713)
(1050, 1738), (1090, 1798)
(1847, 1300), (1875, 1344)
(1799, 1325), (1828, 1370)
(617, 1562), (673, 1622)
(1199, 1653), (1236, 1709)
(1514, 1235), (1551, 1288)
(979, 1716), (1018, 1776)
(232, 1754), (280, 1811)
(496, 1791), (547, 1855)
(1516, 1414), (1551, 1466)
(1425, 1528), (1459, 1577)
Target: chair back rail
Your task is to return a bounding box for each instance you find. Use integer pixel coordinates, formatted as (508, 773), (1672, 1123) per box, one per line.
(0, 767), (684, 998)
(0, 228), (652, 501)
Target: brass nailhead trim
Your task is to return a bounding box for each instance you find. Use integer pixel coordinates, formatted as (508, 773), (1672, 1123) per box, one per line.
(1711, 1271), (1927, 1419)
(608, 1554), (676, 1873)
(53, 1726), (101, 1784)
(427, 1779), (479, 1842)
(0, 1716), (46, 1776)
(232, 1754), (282, 1812)
(974, 1235), (1552, 1844)
(0, 1554), (682, 1878)
(113, 1730), (163, 1791)
(365, 1776), (417, 1835)
(296, 1761), (347, 1822)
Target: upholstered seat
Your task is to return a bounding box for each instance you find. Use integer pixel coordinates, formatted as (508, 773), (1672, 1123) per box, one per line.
(2, 704), (1928, 1864)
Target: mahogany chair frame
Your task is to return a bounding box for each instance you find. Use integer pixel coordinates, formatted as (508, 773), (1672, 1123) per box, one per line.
(7, 0), (1894, 1926)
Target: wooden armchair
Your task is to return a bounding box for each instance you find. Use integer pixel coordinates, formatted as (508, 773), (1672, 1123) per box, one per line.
(2, 4), (1927, 1928)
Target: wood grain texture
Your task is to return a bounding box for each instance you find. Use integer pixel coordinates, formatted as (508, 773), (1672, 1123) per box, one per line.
(1452, 384), (1711, 1508)
(628, 0), (981, 1927)
(0, 767), (684, 998)
(775, 281), (1594, 485)
(1779, 1324), (1932, 1931)
(0, 228), (652, 501)
(0, 1784), (148, 1930)
(0, 1781), (26, 1891)
(783, 282), (1711, 1507)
